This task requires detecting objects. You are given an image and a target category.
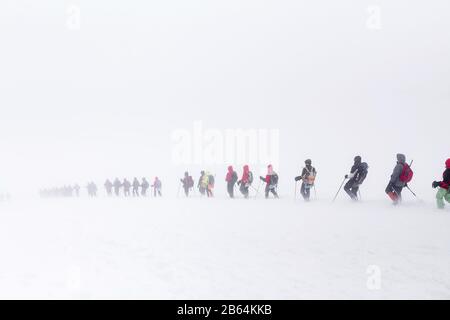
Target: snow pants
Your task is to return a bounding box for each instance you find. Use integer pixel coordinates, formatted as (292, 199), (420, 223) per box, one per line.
(436, 188), (450, 209)
(265, 185), (278, 199)
(239, 183), (250, 198)
(227, 183), (235, 198)
(385, 183), (403, 203)
(344, 179), (359, 200)
(300, 182), (311, 201)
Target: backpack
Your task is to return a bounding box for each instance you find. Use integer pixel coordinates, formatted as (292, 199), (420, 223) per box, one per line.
(356, 164), (368, 184)
(187, 176), (194, 188)
(304, 167), (316, 185)
(232, 171), (238, 184)
(248, 171), (254, 184)
(208, 175), (215, 185)
(271, 174), (279, 185)
(399, 163), (413, 183)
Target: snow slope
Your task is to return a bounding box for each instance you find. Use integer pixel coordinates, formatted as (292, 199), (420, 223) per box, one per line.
(1, 196), (449, 299)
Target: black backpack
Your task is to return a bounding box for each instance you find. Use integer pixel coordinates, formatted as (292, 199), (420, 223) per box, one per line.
(248, 171), (254, 184)
(271, 174), (279, 185)
(356, 163), (369, 184)
(232, 171), (238, 184)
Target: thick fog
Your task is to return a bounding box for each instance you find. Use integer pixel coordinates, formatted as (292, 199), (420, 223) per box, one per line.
(1, 0), (449, 200)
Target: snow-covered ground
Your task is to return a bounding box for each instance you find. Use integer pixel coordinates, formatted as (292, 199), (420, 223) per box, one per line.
(1, 196), (449, 299)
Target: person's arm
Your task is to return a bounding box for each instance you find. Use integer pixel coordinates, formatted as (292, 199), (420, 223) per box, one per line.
(346, 165), (357, 178)
(390, 164), (402, 183)
(301, 168), (308, 179)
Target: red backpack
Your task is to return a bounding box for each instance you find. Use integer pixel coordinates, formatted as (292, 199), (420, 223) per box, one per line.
(399, 163), (413, 183)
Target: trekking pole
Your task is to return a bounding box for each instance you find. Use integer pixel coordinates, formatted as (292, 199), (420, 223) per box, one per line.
(313, 185), (317, 200)
(254, 180), (262, 199)
(332, 177), (347, 202)
(177, 182), (181, 198)
(294, 181), (298, 200)
(406, 184), (417, 198)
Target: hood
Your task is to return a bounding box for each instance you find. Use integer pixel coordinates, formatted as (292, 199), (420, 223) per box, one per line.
(267, 164), (274, 175)
(354, 156), (361, 164)
(446, 158), (450, 169)
(227, 166), (233, 172)
(243, 165), (249, 173)
(396, 153), (406, 164)
(361, 162), (369, 170)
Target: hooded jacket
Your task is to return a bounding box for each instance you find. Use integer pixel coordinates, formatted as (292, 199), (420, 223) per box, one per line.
(261, 165), (278, 186)
(390, 154), (407, 187)
(439, 159), (450, 190)
(348, 156), (362, 179)
(240, 165), (251, 184)
(225, 166), (238, 184)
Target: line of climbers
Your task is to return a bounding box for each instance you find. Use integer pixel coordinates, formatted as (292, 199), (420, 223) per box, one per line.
(103, 177), (162, 197)
(36, 155), (450, 210)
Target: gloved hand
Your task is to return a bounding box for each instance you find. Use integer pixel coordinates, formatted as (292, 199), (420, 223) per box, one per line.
(237, 180), (241, 186)
(294, 176), (301, 181)
(345, 175), (348, 179)
(432, 181), (440, 188)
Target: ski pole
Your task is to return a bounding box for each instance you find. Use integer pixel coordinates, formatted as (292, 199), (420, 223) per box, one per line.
(294, 181), (298, 200)
(254, 180), (262, 199)
(406, 184), (417, 198)
(333, 177), (347, 202)
(177, 182), (181, 198)
(313, 185), (317, 200)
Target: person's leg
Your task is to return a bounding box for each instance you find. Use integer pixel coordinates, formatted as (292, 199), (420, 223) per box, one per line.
(305, 185), (310, 201)
(396, 186), (403, 202)
(239, 184), (245, 196)
(244, 186), (249, 198)
(436, 188), (447, 209)
(386, 183), (399, 202)
(344, 179), (354, 199)
(271, 187), (279, 198)
(352, 185), (359, 200)
(300, 182), (307, 200)
(265, 185), (270, 199)
(227, 184), (232, 198)
(445, 191), (450, 204)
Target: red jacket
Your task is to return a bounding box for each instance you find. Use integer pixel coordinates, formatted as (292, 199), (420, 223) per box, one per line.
(225, 166), (234, 182)
(439, 159), (450, 189)
(241, 165), (250, 183)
